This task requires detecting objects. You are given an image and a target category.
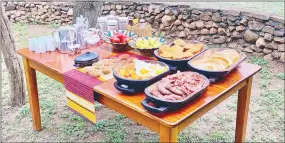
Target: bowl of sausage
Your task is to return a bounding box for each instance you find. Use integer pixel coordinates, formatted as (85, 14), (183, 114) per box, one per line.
(142, 71), (210, 115)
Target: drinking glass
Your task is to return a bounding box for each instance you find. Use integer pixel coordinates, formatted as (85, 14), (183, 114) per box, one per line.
(46, 35), (56, 52)
(28, 38), (36, 52)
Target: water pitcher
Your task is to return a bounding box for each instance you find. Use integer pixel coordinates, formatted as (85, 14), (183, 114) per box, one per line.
(52, 26), (77, 54)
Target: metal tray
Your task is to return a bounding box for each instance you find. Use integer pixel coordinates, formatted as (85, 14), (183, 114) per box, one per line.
(113, 60), (170, 94)
(141, 72), (210, 114)
(187, 48), (247, 82)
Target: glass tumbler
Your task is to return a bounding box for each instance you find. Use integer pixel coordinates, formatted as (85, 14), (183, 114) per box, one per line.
(28, 38), (37, 52)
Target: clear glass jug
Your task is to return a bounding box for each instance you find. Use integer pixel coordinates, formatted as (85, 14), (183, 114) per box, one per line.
(52, 26), (77, 54)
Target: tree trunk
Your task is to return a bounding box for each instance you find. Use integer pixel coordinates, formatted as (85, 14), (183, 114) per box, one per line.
(0, 5), (25, 106)
(73, 1), (104, 28)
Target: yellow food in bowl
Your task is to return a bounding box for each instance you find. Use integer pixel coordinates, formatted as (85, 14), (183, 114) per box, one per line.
(191, 49), (240, 71)
(158, 39), (204, 60)
(117, 60), (167, 80)
(135, 37), (163, 49)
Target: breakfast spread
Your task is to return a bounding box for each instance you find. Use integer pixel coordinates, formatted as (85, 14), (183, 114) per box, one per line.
(135, 37), (163, 49)
(149, 72), (206, 101)
(83, 54), (135, 78)
(25, 14), (255, 119)
(190, 49), (240, 71)
(110, 32), (130, 44)
(117, 60), (167, 80)
(158, 39), (204, 60)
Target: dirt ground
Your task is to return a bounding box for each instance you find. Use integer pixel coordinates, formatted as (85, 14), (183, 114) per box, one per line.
(1, 23), (284, 142)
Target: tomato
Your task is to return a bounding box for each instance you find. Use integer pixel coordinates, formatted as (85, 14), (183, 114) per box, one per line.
(116, 33), (125, 42)
(110, 37), (115, 43)
(113, 37), (121, 43)
(125, 37), (130, 42)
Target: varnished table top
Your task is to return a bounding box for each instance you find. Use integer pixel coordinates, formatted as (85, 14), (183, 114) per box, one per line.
(17, 44), (114, 74)
(94, 62), (261, 126)
(17, 46), (261, 127)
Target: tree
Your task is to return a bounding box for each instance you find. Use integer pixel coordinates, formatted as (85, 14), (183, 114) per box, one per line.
(1, 5), (25, 106)
(73, 1), (104, 28)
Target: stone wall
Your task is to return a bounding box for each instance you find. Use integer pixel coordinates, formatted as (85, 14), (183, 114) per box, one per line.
(101, 2), (285, 62)
(3, 2), (74, 25)
(3, 1), (285, 62)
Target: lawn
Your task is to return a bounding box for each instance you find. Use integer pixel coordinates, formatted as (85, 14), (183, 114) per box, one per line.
(1, 21), (284, 142)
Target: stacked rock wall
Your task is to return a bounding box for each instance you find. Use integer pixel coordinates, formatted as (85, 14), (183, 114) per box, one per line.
(3, 1), (285, 62)
(3, 2), (74, 25)
(102, 2), (285, 62)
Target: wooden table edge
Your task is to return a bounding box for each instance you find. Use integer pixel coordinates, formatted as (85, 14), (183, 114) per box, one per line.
(18, 51), (65, 83)
(93, 66), (261, 129)
(18, 48), (262, 136)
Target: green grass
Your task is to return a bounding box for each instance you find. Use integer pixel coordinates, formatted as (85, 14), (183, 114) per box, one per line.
(12, 22), (29, 47)
(12, 22), (28, 32)
(60, 122), (86, 136)
(260, 80), (269, 88)
(70, 115), (85, 122)
(95, 102), (103, 108)
(251, 87), (285, 141)
(59, 114), (94, 139)
(59, 113), (72, 119)
(207, 44), (222, 49)
(92, 115), (127, 142)
(12, 22), (53, 48)
(275, 73), (285, 80)
(260, 68), (273, 80)
(249, 56), (268, 66)
(206, 131), (232, 142)
(249, 56), (273, 90)
(31, 20), (41, 25)
(40, 99), (56, 117)
(115, 114), (126, 120)
(48, 22), (61, 28)
(18, 104), (31, 117)
(261, 90), (284, 108)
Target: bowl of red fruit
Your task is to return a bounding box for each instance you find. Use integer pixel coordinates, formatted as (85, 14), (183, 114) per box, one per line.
(101, 30), (137, 51)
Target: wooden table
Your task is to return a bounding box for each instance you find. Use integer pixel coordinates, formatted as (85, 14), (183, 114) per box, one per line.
(17, 46), (261, 142)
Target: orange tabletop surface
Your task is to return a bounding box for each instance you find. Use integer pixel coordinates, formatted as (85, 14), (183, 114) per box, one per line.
(17, 46), (261, 128)
(93, 62), (261, 127)
(17, 44), (115, 74)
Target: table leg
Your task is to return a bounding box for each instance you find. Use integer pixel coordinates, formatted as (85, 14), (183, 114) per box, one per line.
(23, 58), (42, 131)
(159, 125), (178, 143)
(235, 77), (253, 142)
